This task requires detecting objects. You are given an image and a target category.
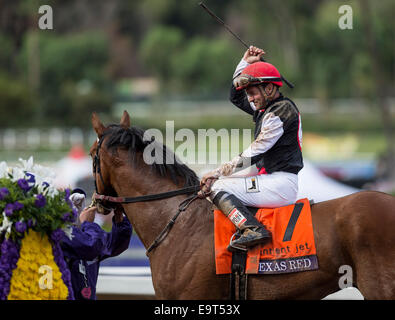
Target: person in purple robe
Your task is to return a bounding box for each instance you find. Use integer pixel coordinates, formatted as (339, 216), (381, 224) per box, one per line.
(61, 189), (132, 300)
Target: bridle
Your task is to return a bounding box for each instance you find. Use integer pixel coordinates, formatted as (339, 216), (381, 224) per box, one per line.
(92, 137), (115, 214)
(91, 135), (201, 254)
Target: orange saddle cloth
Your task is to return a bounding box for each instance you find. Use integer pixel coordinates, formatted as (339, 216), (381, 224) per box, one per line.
(214, 198), (319, 275)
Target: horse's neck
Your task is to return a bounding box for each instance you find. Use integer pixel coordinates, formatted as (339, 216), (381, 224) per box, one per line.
(110, 166), (196, 248)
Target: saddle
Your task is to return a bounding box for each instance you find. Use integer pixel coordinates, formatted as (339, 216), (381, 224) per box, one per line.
(213, 198), (318, 300)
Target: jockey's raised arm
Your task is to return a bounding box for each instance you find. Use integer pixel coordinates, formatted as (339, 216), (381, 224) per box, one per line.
(230, 46), (266, 115)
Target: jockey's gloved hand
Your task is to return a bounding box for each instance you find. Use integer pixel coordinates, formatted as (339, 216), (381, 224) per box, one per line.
(233, 46), (265, 89)
(215, 154), (246, 177)
(198, 177), (216, 198)
(242, 45), (265, 64)
(200, 171), (218, 186)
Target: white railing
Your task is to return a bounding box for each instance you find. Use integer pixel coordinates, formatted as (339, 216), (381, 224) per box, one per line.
(97, 267), (155, 296)
(0, 128), (96, 150)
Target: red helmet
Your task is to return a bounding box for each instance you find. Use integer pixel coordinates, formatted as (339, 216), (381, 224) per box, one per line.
(234, 62), (283, 90)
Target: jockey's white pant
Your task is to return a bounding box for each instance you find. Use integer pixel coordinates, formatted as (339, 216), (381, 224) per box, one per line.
(210, 167), (298, 208)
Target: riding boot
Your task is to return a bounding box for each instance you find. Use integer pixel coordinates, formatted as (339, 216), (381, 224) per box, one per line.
(212, 191), (271, 249)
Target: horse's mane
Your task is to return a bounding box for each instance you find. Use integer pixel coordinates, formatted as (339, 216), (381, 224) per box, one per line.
(103, 124), (199, 187)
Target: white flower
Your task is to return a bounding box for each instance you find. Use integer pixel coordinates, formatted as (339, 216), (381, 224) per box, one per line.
(32, 163), (56, 182)
(40, 180), (59, 198)
(6, 225), (12, 238)
(3, 158), (58, 189)
(13, 158), (59, 198)
(37, 183), (47, 194)
(19, 156), (34, 172)
(46, 186), (59, 198)
(0, 212), (13, 239)
(62, 225), (74, 241)
(31, 163), (57, 192)
(2, 156), (61, 200)
(10, 167), (26, 182)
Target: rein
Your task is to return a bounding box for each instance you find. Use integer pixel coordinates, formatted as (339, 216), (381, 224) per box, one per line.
(92, 185), (200, 204)
(92, 135), (201, 255)
(146, 194), (198, 255)
(92, 190), (200, 256)
(92, 185), (200, 256)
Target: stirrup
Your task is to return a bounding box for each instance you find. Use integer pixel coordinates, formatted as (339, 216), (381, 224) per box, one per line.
(227, 232), (248, 252)
(230, 227), (272, 249)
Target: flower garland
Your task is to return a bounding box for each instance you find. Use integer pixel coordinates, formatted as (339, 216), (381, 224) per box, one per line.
(51, 228), (74, 300)
(0, 157), (76, 300)
(7, 230), (68, 300)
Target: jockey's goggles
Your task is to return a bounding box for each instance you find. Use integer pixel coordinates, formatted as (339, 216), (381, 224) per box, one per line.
(233, 74), (282, 91)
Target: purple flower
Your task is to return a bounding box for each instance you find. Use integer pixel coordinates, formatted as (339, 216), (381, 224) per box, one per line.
(15, 221), (26, 233)
(50, 228), (65, 242)
(62, 212), (71, 222)
(51, 241), (74, 300)
(4, 204), (13, 217)
(27, 219), (34, 228)
(25, 173), (35, 184)
(0, 240), (20, 300)
(64, 188), (74, 209)
(13, 201), (23, 211)
(5, 202), (23, 216)
(0, 188), (9, 200)
(64, 188), (71, 200)
(34, 194), (46, 208)
(17, 179), (31, 192)
(68, 210), (77, 223)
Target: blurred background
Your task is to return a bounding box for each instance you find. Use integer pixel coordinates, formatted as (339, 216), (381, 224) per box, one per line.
(0, 0), (393, 299)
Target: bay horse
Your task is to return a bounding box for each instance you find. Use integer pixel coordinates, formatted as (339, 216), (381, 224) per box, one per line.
(90, 111), (395, 299)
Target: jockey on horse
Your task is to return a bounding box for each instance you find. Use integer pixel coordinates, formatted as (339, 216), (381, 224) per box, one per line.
(199, 46), (303, 250)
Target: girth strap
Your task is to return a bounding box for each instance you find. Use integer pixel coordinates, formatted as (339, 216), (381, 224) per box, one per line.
(230, 242), (248, 300)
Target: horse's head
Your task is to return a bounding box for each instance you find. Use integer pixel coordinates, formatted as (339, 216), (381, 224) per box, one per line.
(89, 111), (131, 214)
(90, 110), (200, 215)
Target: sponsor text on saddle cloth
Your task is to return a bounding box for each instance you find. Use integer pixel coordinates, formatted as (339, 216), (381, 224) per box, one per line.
(214, 198), (318, 275)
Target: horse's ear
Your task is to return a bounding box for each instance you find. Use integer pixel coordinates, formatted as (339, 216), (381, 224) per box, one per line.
(120, 110), (131, 129)
(92, 112), (105, 137)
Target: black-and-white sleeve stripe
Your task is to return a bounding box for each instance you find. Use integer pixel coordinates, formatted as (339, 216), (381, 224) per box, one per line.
(241, 112), (284, 158)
